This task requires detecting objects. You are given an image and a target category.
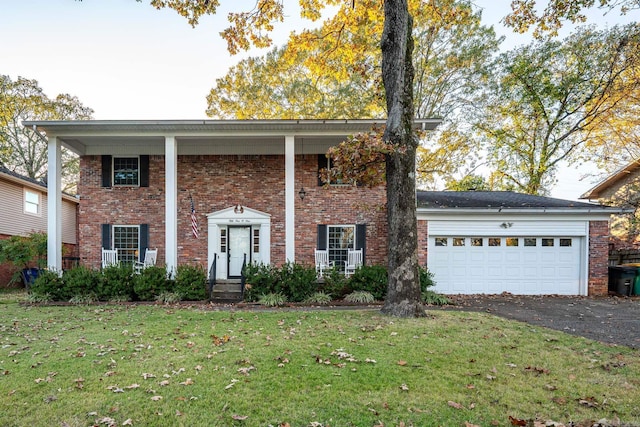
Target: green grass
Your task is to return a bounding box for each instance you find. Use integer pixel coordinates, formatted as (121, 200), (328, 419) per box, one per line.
(0, 296), (638, 426)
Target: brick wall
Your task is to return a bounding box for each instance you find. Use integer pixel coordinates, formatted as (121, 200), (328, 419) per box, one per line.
(78, 154), (389, 270)
(417, 220), (428, 266)
(589, 219), (610, 296)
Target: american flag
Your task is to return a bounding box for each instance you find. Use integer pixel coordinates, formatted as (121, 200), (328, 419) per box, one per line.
(190, 195), (199, 239)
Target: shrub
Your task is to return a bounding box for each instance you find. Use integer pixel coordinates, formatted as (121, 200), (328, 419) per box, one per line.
(419, 265), (436, 293)
(61, 266), (100, 301)
(348, 265), (388, 300)
(99, 264), (135, 301)
(344, 290), (375, 304)
(304, 291), (332, 305)
(320, 267), (350, 299)
(30, 269), (64, 301)
(155, 291), (182, 304)
(133, 266), (170, 301)
(258, 292), (286, 307)
(69, 293), (98, 305)
(243, 263), (279, 302)
(422, 290), (450, 306)
(277, 262), (317, 302)
(174, 264), (207, 301)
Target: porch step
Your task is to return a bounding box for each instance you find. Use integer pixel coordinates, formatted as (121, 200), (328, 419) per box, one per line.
(210, 280), (243, 303)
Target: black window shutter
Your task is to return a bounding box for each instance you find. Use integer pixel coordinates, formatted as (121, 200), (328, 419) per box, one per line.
(101, 155), (112, 187)
(316, 224), (327, 250)
(139, 155), (149, 187)
(101, 224), (112, 249)
(139, 224), (149, 262)
(317, 154), (326, 187)
(356, 224), (366, 265)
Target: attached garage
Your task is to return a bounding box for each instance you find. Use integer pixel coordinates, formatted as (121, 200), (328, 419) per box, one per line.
(417, 191), (619, 296)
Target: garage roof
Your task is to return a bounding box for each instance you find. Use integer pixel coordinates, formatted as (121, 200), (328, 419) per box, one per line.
(417, 191), (619, 212)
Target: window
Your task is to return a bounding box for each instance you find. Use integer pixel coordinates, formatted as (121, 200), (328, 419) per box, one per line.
(542, 238), (554, 247)
(220, 228), (227, 253)
(24, 189), (40, 215)
(471, 238), (483, 247)
(560, 238), (572, 247)
(113, 157), (140, 186)
(435, 237), (448, 246)
(253, 228), (260, 252)
(524, 238), (537, 247)
(488, 238), (501, 246)
(453, 238), (465, 246)
(506, 238), (519, 247)
(113, 226), (140, 264)
(328, 225), (355, 267)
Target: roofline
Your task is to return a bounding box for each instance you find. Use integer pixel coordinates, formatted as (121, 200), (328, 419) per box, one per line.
(22, 118), (442, 133)
(0, 169), (78, 204)
(417, 207), (628, 216)
(580, 159), (640, 200)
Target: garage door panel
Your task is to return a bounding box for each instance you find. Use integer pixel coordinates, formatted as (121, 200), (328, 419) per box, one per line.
(429, 233), (582, 295)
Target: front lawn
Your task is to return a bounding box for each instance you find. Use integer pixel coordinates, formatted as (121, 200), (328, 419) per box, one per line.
(0, 298), (638, 426)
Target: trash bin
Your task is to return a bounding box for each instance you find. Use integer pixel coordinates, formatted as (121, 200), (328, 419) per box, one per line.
(620, 264), (640, 296)
(608, 266), (637, 296)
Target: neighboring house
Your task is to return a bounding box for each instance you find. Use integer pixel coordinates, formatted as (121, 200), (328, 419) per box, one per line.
(0, 166), (78, 286)
(580, 159), (640, 248)
(26, 119), (616, 296)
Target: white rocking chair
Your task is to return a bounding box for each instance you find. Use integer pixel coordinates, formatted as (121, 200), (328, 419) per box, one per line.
(134, 248), (158, 274)
(315, 249), (333, 278)
(344, 249), (363, 277)
(101, 248), (119, 269)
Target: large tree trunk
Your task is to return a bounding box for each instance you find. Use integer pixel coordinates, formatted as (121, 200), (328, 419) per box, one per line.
(380, 0), (426, 318)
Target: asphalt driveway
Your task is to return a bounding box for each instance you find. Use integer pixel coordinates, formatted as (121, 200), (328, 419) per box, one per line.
(436, 294), (640, 349)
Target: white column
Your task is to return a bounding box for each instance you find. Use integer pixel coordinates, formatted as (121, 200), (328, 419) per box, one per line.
(165, 136), (178, 276)
(260, 222), (271, 265)
(47, 136), (62, 272)
(285, 135), (295, 262)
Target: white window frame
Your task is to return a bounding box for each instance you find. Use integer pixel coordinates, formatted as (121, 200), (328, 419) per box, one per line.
(112, 225), (140, 264)
(327, 224), (356, 268)
(24, 188), (41, 216)
(113, 156), (140, 187)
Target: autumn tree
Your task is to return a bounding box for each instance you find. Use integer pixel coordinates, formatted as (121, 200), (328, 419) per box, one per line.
(504, 0), (640, 37)
(476, 24), (640, 195)
(0, 75), (94, 193)
(205, 0), (500, 188)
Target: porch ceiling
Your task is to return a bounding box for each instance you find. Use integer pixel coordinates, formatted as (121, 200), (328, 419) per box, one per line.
(22, 119), (441, 156)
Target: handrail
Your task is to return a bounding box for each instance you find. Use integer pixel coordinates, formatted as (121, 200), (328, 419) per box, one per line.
(208, 254), (217, 301)
(240, 253), (247, 300)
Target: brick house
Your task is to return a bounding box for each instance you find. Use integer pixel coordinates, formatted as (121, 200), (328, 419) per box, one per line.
(25, 119), (616, 295)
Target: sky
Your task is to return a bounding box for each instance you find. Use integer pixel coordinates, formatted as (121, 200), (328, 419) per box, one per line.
(1, 0), (638, 200)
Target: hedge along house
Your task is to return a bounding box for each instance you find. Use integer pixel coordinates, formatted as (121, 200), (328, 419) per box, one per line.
(24, 119), (440, 279)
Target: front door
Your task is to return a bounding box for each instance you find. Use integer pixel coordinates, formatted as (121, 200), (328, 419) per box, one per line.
(228, 226), (251, 278)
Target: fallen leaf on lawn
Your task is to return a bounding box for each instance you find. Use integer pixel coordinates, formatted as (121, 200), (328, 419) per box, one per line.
(122, 419), (133, 426)
(552, 397), (567, 405)
(578, 397), (599, 407)
(159, 380), (170, 386)
(125, 384), (140, 389)
(399, 384), (409, 392)
(176, 410), (183, 416)
(525, 366), (550, 375)
(150, 395), (163, 401)
(397, 360), (407, 366)
(179, 378), (194, 386)
(231, 414), (248, 420)
(279, 423), (290, 427)
(97, 417), (116, 426)
(486, 375), (496, 380)
(466, 384), (475, 389)
(508, 416), (527, 426)
(141, 373), (155, 379)
(465, 422), (480, 427)
(365, 358), (376, 363)
(225, 379), (239, 390)
(545, 384), (557, 391)
(448, 401), (464, 410)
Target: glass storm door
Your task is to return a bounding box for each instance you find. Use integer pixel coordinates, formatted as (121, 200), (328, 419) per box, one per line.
(228, 226), (251, 278)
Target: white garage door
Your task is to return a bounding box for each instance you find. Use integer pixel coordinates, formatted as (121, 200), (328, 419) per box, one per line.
(428, 236), (583, 295)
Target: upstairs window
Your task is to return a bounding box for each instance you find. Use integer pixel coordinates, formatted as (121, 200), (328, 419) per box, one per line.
(24, 189), (40, 215)
(113, 157), (140, 186)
